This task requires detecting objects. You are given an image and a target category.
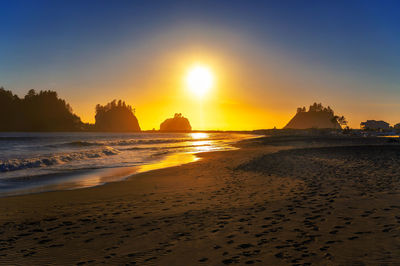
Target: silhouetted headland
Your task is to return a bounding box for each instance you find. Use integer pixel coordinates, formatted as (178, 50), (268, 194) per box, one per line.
(284, 102), (347, 129)
(0, 87), (143, 132)
(160, 113), (192, 132)
(0, 87), (83, 131)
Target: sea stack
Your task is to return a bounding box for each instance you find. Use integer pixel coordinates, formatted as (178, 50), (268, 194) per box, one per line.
(160, 113), (192, 132)
(94, 100), (141, 132)
(284, 103), (341, 129)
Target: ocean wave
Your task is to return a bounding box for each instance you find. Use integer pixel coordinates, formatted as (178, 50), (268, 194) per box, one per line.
(44, 141), (105, 148)
(0, 136), (43, 141)
(0, 146), (120, 172)
(124, 147), (154, 151)
(110, 137), (225, 146)
(63, 141), (105, 147)
(123, 143), (212, 151)
(163, 143), (212, 149)
(111, 138), (186, 146)
(44, 135), (230, 149)
(49, 138), (193, 148)
(151, 151), (171, 157)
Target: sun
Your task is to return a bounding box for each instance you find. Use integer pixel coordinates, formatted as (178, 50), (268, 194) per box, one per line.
(186, 65), (214, 97)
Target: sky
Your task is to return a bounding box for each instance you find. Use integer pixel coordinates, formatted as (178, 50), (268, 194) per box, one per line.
(1, 0), (400, 130)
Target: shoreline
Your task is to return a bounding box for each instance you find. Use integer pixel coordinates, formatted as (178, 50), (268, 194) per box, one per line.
(0, 132), (257, 198)
(0, 152), (200, 198)
(1, 135), (400, 265)
(0, 141), (250, 203)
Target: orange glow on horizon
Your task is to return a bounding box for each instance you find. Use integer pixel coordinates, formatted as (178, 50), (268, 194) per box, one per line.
(68, 42), (354, 131)
(14, 24), (395, 131)
(70, 52), (291, 131)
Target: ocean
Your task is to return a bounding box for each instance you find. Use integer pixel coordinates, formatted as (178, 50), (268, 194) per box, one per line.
(0, 132), (255, 196)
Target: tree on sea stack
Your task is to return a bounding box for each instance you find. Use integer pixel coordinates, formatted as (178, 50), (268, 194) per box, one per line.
(160, 113), (192, 132)
(360, 120), (390, 131)
(95, 100), (141, 132)
(284, 103), (346, 129)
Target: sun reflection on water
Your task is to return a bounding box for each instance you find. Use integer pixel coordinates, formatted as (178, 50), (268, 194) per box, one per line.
(190, 132), (208, 139)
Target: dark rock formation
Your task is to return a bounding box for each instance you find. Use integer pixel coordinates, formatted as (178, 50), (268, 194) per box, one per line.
(360, 120), (390, 130)
(284, 103), (343, 129)
(160, 113), (191, 132)
(95, 100), (140, 132)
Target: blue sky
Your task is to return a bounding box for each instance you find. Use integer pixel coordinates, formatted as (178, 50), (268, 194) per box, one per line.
(1, 0), (400, 129)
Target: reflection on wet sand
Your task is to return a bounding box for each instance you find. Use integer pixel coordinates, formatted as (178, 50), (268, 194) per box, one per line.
(136, 153), (198, 173)
(2, 153), (199, 197)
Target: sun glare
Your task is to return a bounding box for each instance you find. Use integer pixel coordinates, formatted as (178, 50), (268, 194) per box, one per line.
(190, 132), (208, 139)
(186, 65), (214, 97)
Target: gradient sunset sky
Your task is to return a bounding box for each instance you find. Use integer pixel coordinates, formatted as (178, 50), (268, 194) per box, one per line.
(1, 0), (400, 130)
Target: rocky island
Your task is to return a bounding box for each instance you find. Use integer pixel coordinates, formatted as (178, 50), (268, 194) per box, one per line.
(284, 103), (346, 129)
(160, 113), (192, 132)
(95, 100), (141, 132)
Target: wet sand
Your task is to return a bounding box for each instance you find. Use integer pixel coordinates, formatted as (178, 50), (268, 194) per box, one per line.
(1, 135), (400, 265)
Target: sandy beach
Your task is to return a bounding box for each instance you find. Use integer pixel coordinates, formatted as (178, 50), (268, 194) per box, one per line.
(1, 135), (400, 265)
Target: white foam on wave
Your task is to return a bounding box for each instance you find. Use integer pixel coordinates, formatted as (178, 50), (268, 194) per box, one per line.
(0, 146), (120, 172)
